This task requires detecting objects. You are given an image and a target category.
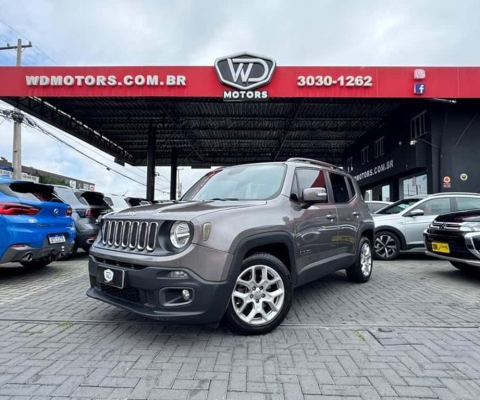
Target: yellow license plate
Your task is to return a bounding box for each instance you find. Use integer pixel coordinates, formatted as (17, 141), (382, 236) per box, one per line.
(432, 242), (450, 254)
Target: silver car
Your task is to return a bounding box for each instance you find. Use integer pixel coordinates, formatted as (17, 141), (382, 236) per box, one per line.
(373, 193), (480, 260)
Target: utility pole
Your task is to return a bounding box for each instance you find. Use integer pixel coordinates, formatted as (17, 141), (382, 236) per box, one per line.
(0, 39), (33, 179)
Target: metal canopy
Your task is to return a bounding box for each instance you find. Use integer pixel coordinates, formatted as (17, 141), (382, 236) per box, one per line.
(1, 96), (403, 167)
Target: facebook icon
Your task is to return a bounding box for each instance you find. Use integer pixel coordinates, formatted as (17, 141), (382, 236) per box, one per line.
(414, 83), (426, 95)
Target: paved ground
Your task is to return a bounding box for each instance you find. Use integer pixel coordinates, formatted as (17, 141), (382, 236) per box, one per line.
(1, 253), (480, 399)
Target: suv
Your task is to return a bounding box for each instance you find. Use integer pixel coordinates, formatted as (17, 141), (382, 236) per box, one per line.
(424, 208), (480, 270)
(373, 193), (480, 260)
(53, 187), (112, 256)
(87, 159), (374, 335)
(0, 179), (75, 268)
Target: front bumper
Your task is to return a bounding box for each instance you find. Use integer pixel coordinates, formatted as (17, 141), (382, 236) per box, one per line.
(0, 241), (74, 264)
(86, 255), (234, 324)
(425, 250), (480, 267)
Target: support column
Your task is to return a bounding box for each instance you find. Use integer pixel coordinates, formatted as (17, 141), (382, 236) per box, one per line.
(170, 148), (178, 200)
(146, 124), (156, 202)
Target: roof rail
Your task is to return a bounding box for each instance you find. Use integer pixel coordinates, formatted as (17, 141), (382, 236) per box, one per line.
(287, 158), (343, 171)
(430, 192), (480, 196)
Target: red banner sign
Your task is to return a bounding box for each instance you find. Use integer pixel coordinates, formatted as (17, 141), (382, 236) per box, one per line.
(1, 65), (480, 98)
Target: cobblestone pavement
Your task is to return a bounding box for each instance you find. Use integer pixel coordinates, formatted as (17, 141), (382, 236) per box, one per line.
(1, 253), (480, 399)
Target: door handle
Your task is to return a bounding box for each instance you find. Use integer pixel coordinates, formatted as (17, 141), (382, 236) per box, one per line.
(326, 214), (337, 220)
(352, 212), (360, 217)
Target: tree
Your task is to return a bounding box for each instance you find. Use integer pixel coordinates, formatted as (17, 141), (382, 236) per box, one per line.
(38, 174), (68, 186)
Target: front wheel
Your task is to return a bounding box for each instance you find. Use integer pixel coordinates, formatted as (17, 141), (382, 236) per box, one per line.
(374, 231), (401, 260)
(224, 253), (293, 335)
(346, 237), (373, 283)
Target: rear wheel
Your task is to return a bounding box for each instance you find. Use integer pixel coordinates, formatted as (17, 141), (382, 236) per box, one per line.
(450, 261), (474, 271)
(224, 253), (293, 335)
(346, 237), (373, 283)
(20, 258), (52, 269)
(66, 242), (78, 259)
(82, 246), (90, 254)
(374, 231), (401, 260)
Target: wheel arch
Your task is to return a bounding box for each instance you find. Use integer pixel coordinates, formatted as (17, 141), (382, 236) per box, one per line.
(374, 226), (406, 249)
(230, 232), (298, 286)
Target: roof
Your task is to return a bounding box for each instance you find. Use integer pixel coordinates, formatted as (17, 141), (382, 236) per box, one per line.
(1, 96), (404, 167)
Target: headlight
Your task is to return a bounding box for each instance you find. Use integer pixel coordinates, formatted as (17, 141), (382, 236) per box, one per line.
(170, 221), (191, 249)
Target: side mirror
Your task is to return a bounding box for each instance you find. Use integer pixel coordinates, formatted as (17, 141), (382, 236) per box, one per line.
(303, 187), (328, 204)
(407, 209), (425, 217)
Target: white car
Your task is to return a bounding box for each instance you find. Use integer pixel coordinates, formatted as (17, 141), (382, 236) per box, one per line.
(373, 193), (480, 260)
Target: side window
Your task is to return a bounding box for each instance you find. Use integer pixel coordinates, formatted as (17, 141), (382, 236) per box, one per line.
(414, 198), (451, 216)
(296, 169), (328, 201)
(456, 197), (480, 211)
(329, 173), (352, 203)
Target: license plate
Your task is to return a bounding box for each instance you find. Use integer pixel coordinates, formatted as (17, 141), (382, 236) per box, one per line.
(98, 266), (125, 289)
(48, 234), (66, 244)
(432, 242), (450, 254)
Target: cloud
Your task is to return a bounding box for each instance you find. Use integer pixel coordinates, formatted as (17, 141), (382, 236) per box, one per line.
(0, 0), (479, 198)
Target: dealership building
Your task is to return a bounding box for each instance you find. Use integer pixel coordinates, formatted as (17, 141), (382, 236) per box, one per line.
(0, 53), (479, 201)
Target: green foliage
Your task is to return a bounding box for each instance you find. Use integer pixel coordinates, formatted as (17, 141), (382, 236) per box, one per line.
(38, 174), (68, 186)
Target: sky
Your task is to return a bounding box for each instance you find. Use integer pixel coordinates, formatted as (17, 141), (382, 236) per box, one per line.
(0, 0), (479, 199)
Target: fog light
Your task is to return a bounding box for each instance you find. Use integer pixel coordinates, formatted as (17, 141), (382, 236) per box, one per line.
(182, 289), (191, 301)
(167, 271), (189, 279)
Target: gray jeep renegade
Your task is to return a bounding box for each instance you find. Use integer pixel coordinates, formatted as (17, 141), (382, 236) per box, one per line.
(87, 158), (374, 335)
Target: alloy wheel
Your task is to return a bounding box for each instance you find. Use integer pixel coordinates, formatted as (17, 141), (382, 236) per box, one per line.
(374, 235), (397, 258)
(231, 264), (285, 326)
(360, 242), (372, 275)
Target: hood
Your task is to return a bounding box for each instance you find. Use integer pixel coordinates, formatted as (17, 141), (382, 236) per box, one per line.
(434, 209), (480, 224)
(107, 200), (267, 221)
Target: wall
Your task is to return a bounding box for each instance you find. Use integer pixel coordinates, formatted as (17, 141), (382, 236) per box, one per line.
(430, 102), (480, 193)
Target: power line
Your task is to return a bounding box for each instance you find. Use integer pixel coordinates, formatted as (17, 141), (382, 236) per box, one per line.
(0, 18), (57, 65)
(0, 109), (170, 194)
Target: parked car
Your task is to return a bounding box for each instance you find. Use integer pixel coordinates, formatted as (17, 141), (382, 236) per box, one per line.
(0, 178), (75, 268)
(87, 158), (375, 335)
(366, 200), (392, 214)
(424, 207), (480, 270)
(52, 186), (111, 256)
(106, 195), (152, 210)
(373, 193), (480, 260)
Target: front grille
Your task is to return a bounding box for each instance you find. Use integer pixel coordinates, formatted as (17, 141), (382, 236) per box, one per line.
(426, 232), (477, 260)
(101, 220), (159, 252)
(431, 222), (463, 230)
(100, 283), (141, 304)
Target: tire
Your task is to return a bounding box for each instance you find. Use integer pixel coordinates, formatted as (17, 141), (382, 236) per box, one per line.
(224, 252), (293, 335)
(66, 243), (78, 260)
(20, 258), (52, 269)
(450, 261), (473, 271)
(374, 231), (401, 260)
(346, 236), (373, 283)
(82, 246), (90, 254)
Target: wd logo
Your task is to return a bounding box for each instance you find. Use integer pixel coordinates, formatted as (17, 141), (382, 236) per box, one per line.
(215, 52), (276, 95)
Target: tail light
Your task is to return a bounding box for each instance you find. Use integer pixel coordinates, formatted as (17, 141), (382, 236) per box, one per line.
(0, 202), (40, 216)
(76, 209), (96, 218)
(66, 207), (73, 217)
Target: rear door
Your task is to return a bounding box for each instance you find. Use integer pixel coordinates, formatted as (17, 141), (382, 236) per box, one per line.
(327, 172), (359, 259)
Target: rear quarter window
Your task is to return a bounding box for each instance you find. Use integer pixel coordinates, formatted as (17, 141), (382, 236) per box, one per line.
(77, 191), (109, 207)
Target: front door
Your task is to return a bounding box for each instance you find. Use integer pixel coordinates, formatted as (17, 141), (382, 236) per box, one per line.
(404, 197), (453, 246)
(291, 168), (338, 285)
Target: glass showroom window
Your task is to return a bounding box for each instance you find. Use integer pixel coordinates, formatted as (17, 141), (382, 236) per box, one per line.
(402, 174), (428, 197)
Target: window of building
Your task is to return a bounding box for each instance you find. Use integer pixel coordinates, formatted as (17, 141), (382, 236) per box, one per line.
(410, 111), (427, 140)
(402, 174), (428, 198)
(374, 137), (384, 158)
(329, 173), (352, 203)
(361, 147), (369, 165)
(346, 157), (353, 173)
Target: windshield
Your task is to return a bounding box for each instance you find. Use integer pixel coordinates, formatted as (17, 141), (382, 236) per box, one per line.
(182, 164), (287, 201)
(376, 198), (423, 214)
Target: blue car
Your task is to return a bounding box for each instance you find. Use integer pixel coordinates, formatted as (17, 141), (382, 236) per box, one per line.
(0, 178), (76, 268)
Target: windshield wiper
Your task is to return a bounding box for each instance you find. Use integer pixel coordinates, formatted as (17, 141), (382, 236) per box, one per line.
(210, 197), (239, 201)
